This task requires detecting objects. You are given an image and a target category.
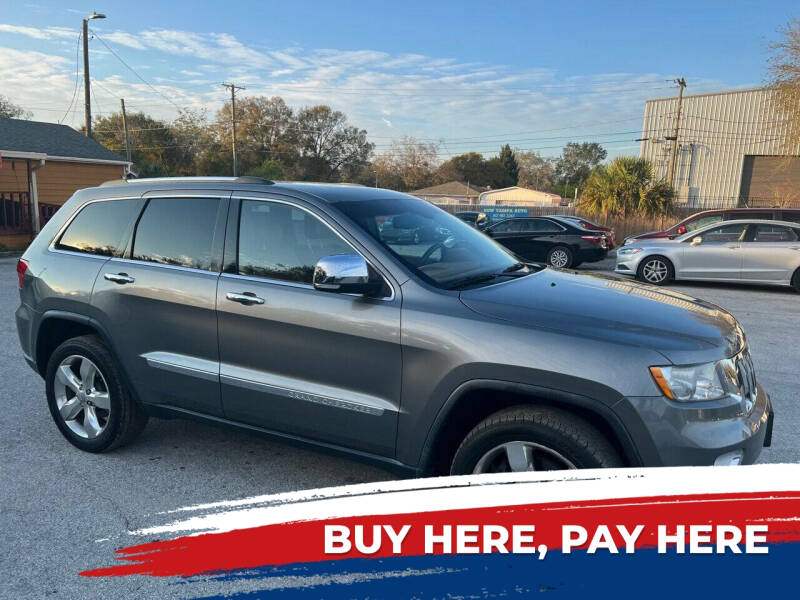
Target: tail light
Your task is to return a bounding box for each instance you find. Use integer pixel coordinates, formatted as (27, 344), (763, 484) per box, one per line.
(581, 235), (602, 244)
(17, 258), (29, 289)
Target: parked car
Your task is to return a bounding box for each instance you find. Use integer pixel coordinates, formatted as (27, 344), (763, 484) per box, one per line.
(379, 214), (450, 244)
(616, 219), (800, 291)
(454, 211), (489, 229)
(484, 216), (608, 268)
(624, 207), (800, 245)
(16, 177), (772, 475)
(548, 215), (616, 249)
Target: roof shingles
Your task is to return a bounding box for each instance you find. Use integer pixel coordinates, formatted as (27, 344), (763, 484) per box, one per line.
(0, 118), (126, 162)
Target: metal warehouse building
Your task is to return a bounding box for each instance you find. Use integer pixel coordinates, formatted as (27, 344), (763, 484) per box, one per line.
(639, 87), (800, 208)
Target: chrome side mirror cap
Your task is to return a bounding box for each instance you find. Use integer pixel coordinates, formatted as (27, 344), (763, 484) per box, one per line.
(691, 236), (703, 246)
(313, 254), (383, 296)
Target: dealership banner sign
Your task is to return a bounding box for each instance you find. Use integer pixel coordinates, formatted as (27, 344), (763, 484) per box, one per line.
(83, 464), (800, 598)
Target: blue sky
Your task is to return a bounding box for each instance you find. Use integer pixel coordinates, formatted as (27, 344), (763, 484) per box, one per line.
(1, 0), (796, 158)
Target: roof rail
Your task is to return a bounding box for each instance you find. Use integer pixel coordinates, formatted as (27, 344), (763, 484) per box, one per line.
(100, 176), (274, 187)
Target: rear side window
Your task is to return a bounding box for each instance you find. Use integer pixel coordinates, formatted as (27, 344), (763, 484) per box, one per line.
(238, 200), (351, 284)
(751, 224), (799, 242)
(527, 218), (564, 232)
(132, 197), (220, 271)
(778, 212), (800, 224)
(725, 211), (772, 221)
(56, 199), (143, 257)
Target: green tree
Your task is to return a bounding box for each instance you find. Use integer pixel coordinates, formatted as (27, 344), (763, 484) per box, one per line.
(93, 112), (188, 177)
(246, 159), (285, 180)
(436, 152), (488, 186)
(554, 142), (607, 196)
(517, 151), (556, 191)
(580, 156), (673, 218)
(0, 95), (30, 119)
(292, 105), (374, 181)
(769, 18), (800, 151)
(498, 144), (519, 186)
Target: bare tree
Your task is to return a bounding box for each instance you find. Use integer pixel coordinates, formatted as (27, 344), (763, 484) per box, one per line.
(0, 95), (31, 119)
(374, 136), (439, 190)
(769, 18), (800, 151)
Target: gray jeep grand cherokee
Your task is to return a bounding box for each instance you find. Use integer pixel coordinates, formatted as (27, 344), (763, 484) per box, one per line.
(15, 177), (773, 475)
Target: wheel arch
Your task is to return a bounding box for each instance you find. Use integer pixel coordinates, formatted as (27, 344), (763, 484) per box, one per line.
(34, 311), (144, 406)
(417, 379), (643, 476)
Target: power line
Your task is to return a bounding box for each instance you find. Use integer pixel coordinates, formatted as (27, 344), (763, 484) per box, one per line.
(89, 28), (184, 111)
(60, 31), (82, 125)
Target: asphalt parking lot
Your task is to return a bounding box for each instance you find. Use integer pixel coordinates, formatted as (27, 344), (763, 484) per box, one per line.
(1, 255), (798, 598)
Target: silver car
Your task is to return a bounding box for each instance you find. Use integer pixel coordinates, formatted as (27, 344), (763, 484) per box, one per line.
(616, 219), (800, 291)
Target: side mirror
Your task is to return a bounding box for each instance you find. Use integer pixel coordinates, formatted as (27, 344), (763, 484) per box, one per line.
(677, 226), (687, 235)
(313, 254), (383, 296)
(690, 236), (703, 246)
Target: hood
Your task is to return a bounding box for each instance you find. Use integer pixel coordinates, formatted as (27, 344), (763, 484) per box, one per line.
(459, 269), (744, 364)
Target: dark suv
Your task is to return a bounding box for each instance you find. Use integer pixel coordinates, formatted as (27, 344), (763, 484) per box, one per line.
(16, 177), (773, 475)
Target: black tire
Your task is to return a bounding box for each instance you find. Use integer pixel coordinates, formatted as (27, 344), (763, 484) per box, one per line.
(636, 255), (674, 286)
(546, 245), (573, 269)
(45, 335), (148, 452)
(450, 405), (622, 475)
(792, 268), (800, 294)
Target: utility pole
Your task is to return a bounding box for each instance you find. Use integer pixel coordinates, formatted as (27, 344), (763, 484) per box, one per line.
(222, 82), (245, 176)
(120, 98), (132, 163)
(82, 19), (91, 138)
(82, 12), (106, 138)
(666, 77), (686, 189)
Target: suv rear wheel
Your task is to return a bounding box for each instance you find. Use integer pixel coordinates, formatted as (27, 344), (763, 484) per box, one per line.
(450, 405), (622, 474)
(45, 335), (148, 452)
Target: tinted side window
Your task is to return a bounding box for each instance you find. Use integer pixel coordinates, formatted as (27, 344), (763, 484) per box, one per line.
(725, 211), (772, 221)
(489, 220), (515, 233)
(700, 223), (749, 243)
(778, 212), (800, 224)
(132, 197), (220, 270)
(684, 214), (723, 232)
(56, 199), (143, 257)
(238, 200), (351, 284)
(751, 224), (799, 242)
(529, 218), (563, 232)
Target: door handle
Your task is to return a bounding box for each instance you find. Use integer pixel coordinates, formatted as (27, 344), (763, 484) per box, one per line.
(104, 272), (135, 284)
(226, 291), (265, 305)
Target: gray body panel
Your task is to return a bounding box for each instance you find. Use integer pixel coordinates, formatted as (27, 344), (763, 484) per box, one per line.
(17, 179), (773, 474)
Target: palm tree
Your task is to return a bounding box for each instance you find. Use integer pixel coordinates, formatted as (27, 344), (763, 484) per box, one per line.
(580, 156), (673, 218)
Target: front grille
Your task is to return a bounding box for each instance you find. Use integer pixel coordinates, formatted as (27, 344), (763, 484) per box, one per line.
(736, 349), (757, 406)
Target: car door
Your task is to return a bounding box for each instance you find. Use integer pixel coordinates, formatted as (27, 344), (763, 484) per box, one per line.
(485, 219), (525, 255)
(91, 192), (229, 417)
(216, 196), (402, 458)
(740, 223), (800, 282)
(679, 222), (748, 280)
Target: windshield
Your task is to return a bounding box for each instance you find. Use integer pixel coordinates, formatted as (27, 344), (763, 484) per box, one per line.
(333, 195), (520, 288)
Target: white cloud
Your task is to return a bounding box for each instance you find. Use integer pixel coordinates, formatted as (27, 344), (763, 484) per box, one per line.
(0, 23), (75, 39)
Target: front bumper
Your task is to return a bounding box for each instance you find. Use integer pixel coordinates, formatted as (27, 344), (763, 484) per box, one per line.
(614, 252), (647, 277)
(615, 382), (773, 467)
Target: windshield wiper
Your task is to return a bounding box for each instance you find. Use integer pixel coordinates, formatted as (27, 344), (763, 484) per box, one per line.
(446, 265), (530, 290)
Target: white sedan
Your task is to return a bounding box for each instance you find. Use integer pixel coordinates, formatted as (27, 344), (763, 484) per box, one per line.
(615, 219), (800, 292)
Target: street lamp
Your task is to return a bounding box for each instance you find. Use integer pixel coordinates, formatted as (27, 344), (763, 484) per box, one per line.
(83, 12), (106, 138)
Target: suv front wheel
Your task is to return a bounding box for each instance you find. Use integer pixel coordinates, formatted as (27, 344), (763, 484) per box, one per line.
(450, 406), (622, 474)
(45, 335), (148, 452)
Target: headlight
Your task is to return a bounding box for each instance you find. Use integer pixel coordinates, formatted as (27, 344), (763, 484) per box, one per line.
(650, 359), (740, 402)
(617, 247), (643, 255)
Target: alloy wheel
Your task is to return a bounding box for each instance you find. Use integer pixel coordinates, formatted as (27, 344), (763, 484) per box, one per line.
(549, 249), (569, 268)
(642, 259), (668, 283)
(53, 355), (111, 439)
(472, 441), (577, 473)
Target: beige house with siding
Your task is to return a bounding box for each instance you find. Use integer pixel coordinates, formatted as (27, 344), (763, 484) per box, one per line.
(0, 118), (129, 249)
(479, 186), (563, 207)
